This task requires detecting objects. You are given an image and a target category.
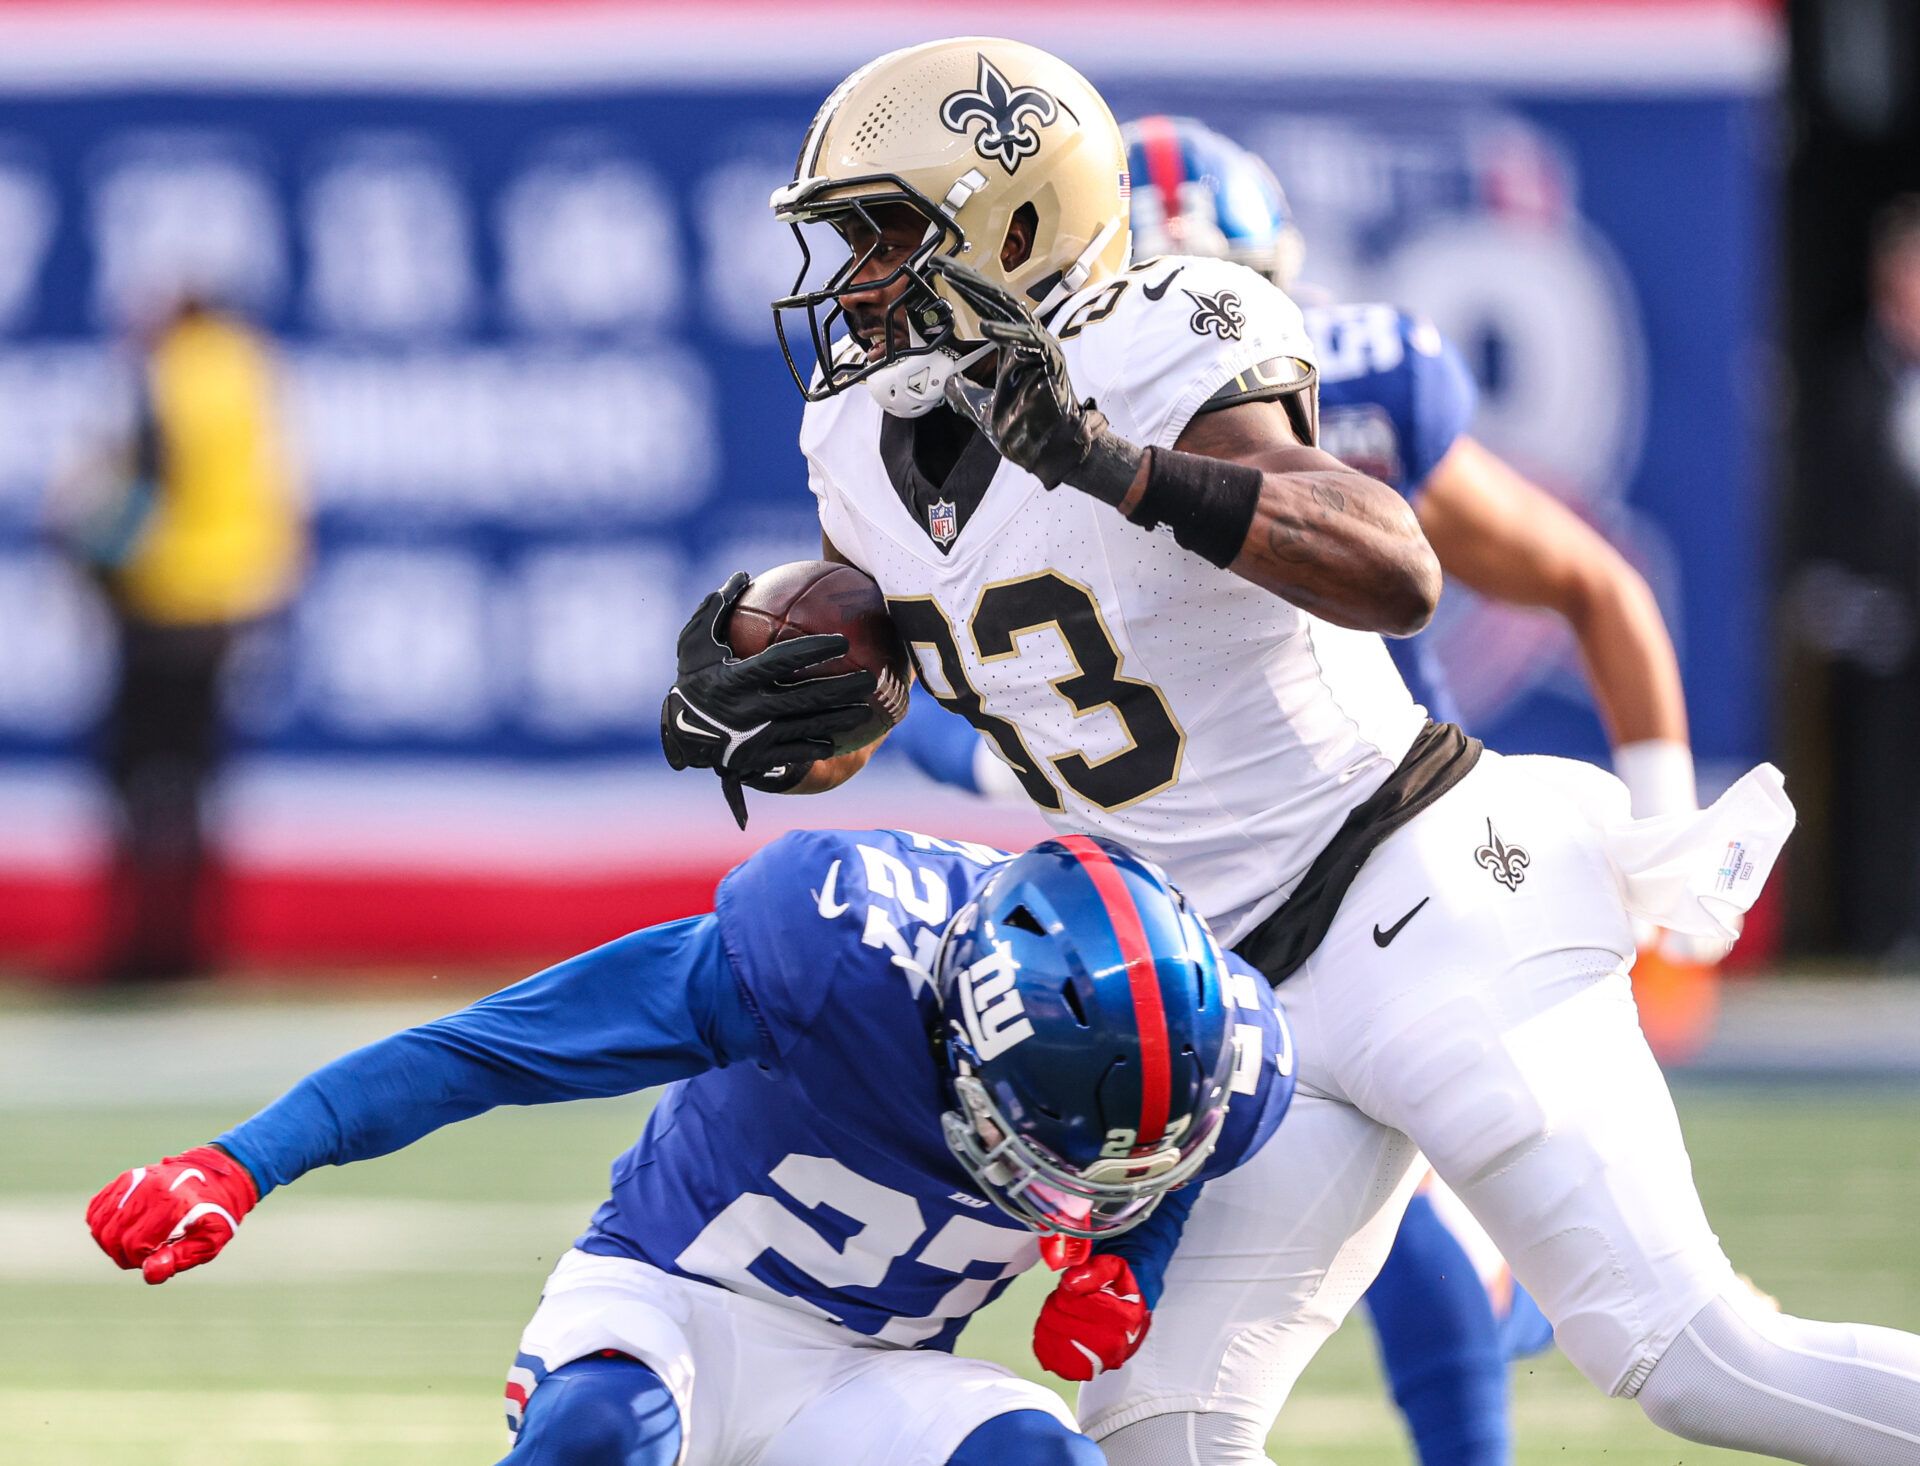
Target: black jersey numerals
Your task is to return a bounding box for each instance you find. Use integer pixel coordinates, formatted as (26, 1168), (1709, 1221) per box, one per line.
(974, 573), (1185, 809)
(890, 595), (1063, 810)
(890, 573), (1186, 812)
(1054, 280), (1129, 341)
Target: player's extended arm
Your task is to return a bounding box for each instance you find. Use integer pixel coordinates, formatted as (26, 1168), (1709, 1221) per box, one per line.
(929, 256), (1439, 637)
(86, 915), (760, 1281)
(1138, 397), (1439, 634)
(1416, 437), (1694, 814)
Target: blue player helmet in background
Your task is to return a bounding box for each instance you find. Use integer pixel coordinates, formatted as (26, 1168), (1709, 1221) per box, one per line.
(934, 834), (1238, 1240)
(1123, 114), (1306, 289)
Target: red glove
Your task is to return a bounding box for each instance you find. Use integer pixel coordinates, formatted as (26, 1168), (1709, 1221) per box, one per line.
(86, 1145), (258, 1284)
(1038, 1233), (1091, 1271)
(1032, 1252), (1151, 1381)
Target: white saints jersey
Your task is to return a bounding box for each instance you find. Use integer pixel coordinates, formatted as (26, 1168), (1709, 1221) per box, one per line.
(802, 254), (1426, 943)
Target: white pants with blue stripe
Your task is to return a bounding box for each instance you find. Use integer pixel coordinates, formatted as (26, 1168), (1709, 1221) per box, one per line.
(509, 1250), (1072, 1466)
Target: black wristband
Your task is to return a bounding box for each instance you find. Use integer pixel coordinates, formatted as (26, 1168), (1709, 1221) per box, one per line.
(1125, 447), (1263, 568)
(1063, 420), (1145, 506)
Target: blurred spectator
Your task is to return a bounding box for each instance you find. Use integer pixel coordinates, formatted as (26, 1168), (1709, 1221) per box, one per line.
(48, 299), (305, 981)
(1787, 197), (1920, 957)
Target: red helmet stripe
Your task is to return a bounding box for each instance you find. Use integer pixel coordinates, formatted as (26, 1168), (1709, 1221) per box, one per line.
(1137, 114), (1189, 236)
(1059, 835), (1171, 1145)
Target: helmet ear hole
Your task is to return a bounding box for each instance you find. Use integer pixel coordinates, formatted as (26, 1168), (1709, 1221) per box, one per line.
(1003, 904), (1047, 936)
(1061, 979), (1089, 1027)
(1001, 202), (1039, 272)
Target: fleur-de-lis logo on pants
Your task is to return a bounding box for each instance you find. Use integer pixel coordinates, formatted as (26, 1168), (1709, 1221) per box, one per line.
(1474, 819), (1531, 892)
(1182, 288), (1247, 341)
(940, 55), (1059, 174)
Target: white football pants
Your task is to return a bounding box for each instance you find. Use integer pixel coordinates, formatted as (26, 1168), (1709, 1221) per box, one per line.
(1084, 752), (1920, 1464)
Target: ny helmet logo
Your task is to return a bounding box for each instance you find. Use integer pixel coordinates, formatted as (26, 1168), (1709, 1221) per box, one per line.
(955, 938), (1034, 1060)
(1474, 819), (1531, 892)
(940, 56), (1059, 174)
(1183, 288), (1246, 341)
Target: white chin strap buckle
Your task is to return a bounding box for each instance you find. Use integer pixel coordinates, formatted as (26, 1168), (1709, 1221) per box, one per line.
(866, 341), (991, 419)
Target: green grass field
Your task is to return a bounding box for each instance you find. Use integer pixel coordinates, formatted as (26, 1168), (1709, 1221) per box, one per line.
(8, 1037), (1919, 1465)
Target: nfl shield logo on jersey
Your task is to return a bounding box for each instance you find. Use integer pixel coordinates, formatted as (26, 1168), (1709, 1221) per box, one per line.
(928, 498), (959, 547)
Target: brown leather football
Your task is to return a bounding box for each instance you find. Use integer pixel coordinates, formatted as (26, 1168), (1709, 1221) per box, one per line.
(725, 559), (911, 756)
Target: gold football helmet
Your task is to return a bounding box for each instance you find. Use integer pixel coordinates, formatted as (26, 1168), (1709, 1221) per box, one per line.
(771, 36), (1131, 417)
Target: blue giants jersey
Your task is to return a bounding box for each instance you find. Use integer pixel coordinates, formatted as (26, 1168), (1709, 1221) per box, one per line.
(576, 828), (1294, 1351)
(1306, 302), (1478, 726)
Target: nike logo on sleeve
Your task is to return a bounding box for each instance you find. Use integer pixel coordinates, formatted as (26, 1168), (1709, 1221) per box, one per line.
(814, 860), (851, 919)
(1142, 266), (1185, 300)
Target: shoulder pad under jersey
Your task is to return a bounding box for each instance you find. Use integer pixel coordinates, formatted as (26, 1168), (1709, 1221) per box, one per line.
(1057, 253), (1316, 451)
(713, 828), (1008, 1060)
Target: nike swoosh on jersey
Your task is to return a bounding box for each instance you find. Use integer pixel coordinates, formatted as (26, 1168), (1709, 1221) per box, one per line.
(1372, 896), (1430, 948)
(814, 859), (851, 919)
(1142, 266), (1185, 301)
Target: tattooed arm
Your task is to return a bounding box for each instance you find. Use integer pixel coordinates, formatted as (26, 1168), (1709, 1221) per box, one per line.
(1115, 397), (1441, 635)
(920, 256), (1437, 634)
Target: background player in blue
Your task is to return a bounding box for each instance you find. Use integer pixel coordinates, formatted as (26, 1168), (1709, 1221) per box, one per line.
(1126, 113), (1698, 824)
(85, 827), (1295, 1466)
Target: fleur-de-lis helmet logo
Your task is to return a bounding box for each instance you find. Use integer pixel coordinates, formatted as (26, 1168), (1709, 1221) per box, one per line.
(1473, 819), (1531, 892)
(939, 55), (1059, 174)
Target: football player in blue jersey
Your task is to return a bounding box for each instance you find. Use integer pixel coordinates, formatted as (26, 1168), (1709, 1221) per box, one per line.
(86, 826), (1295, 1466)
(1120, 113), (1698, 825)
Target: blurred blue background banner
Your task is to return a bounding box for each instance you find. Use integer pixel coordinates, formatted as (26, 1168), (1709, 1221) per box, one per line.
(0, 5), (1779, 863)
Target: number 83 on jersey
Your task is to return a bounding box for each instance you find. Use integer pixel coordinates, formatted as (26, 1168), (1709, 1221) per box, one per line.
(890, 570), (1186, 813)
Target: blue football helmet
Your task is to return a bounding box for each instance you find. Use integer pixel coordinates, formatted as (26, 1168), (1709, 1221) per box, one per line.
(934, 834), (1238, 1240)
(1123, 114), (1306, 288)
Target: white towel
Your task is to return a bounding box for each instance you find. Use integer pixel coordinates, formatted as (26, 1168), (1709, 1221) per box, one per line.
(1511, 756), (1796, 953)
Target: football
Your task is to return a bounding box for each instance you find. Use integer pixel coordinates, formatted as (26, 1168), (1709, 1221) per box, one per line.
(725, 559), (912, 755)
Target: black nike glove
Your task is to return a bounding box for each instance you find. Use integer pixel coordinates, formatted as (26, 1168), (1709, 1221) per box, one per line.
(661, 573), (877, 829)
(927, 255), (1143, 505)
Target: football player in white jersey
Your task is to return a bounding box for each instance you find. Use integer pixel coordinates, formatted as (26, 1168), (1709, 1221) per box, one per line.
(660, 36), (1920, 1466)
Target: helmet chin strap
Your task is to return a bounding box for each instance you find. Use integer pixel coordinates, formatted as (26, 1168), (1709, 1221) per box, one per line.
(1031, 217), (1124, 319)
(866, 213), (1121, 419)
(865, 335), (992, 418)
